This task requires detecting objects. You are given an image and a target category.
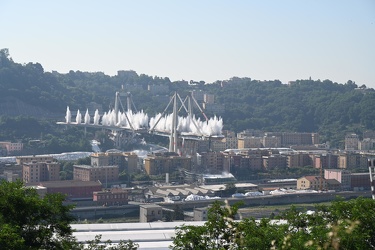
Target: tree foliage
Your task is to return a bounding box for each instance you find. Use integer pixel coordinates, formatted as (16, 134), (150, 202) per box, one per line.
(0, 116), (92, 154)
(172, 197), (375, 250)
(0, 180), (76, 249)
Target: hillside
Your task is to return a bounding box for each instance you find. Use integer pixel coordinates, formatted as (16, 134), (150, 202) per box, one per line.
(1, 48), (375, 148)
(0, 96), (61, 118)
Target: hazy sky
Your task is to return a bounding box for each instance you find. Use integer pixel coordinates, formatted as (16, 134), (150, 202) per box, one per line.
(1, 1), (374, 87)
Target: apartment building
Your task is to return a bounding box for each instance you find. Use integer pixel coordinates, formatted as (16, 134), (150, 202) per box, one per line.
(144, 152), (191, 175)
(91, 151), (138, 173)
(200, 151), (224, 174)
(237, 129), (264, 138)
(262, 136), (281, 148)
(338, 153), (368, 169)
(22, 160), (60, 184)
(222, 130), (236, 138)
(282, 132), (319, 146)
(238, 137), (262, 148)
(223, 153), (263, 173)
(286, 153), (311, 168)
(324, 169), (351, 191)
(265, 132), (319, 146)
(210, 130), (238, 152)
(262, 155), (287, 170)
(359, 138), (375, 150)
(225, 137), (238, 149)
(211, 140), (227, 152)
(345, 133), (359, 150)
(73, 165), (119, 183)
(0, 141), (23, 155)
(311, 153), (338, 169)
(16, 155), (54, 165)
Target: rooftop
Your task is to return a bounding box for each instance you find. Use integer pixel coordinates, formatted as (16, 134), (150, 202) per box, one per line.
(33, 180), (102, 188)
(74, 165), (118, 169)
(140, 204), (162, 209)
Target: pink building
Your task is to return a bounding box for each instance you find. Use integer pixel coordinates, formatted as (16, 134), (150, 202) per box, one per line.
(324, 169), (351, 190)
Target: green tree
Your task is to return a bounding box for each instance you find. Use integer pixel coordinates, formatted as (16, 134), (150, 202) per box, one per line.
(172, 201), (242, 249)
(171, 197), (375, 250)
(84, 235), (138, 250)
(77, 156), (91, 165)
(0, 180), (77, 249)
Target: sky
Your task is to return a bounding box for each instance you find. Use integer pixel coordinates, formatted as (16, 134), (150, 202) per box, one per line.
(1, 1), (374, 87)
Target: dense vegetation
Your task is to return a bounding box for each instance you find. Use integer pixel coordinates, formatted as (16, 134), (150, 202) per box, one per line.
(0, 116), (92, 155)
(1, 48), (375, 149)
(172, 197), (375, 250)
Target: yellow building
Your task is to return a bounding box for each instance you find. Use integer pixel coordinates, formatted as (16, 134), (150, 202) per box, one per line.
(73, 165), (119, 183)
(297, 176), (327, 190)
(144, 152), (191, 175)
(238, 137), (262, 149)
(90, 151), (138, 174)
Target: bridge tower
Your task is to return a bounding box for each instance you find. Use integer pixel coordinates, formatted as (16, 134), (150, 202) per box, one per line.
(112, 90), (137, 148)
(149, 91), (208, 154)
(369, 158), (375, 200)
(169, 92), (178, 152)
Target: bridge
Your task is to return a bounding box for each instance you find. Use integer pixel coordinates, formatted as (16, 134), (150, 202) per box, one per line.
(57, 91), (224, 153)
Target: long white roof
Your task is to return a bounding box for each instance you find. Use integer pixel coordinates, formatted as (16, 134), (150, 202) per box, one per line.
(72, 221), (205, 250)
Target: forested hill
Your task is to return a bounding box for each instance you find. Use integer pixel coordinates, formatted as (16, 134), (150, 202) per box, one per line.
(1, 48), (375, 147)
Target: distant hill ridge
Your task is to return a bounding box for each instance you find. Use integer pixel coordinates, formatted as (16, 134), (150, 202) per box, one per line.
(1, 48), (375, 147)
